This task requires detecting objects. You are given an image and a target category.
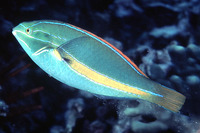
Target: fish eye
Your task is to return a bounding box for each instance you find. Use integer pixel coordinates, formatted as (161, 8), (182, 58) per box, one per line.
(26, 28), (31, 34)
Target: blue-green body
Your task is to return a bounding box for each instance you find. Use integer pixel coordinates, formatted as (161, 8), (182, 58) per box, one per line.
(12, 20), (185, 112)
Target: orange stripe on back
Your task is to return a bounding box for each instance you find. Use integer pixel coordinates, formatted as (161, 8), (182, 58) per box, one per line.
(68, 24), (148, 78)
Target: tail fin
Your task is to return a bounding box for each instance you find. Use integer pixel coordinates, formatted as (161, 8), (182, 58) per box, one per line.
(155, 85), (186, 112)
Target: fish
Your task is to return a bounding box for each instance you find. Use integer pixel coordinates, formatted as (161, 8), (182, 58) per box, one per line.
(12, 20), (186, 112)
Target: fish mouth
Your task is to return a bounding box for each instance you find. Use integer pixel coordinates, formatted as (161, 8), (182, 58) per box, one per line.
(12, 29), (19, 38)
(12, 23), (27, 36)
(12, 25), (32, 51)
(12, 30), (17, 36)
(12, 25), (19, 37)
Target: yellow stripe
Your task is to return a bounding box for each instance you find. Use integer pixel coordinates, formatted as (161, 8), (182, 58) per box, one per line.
(62, 51), (151, 98)
(53, 49), (62, 61)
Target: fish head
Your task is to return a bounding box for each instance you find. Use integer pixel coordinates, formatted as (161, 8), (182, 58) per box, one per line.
(12, 20), (63, 56)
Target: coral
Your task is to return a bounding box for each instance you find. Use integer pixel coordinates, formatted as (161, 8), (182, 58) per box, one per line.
(115, 100), (199, 133)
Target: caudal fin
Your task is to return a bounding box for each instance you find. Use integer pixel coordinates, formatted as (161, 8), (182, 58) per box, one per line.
(155, 86), (186, 112)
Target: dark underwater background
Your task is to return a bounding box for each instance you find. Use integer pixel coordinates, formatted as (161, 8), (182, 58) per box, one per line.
(0, 0), (200, 133)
